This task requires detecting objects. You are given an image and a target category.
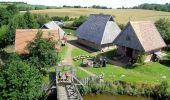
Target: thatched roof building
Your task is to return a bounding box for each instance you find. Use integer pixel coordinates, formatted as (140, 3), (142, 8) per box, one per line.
(76, 14), (121, 50)
(42, 21), (65, 39)
(15, 29), (60, 54)
(114, 21), (166, 62)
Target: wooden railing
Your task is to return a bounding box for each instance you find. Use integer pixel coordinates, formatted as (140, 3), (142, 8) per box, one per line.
(72, 81), (83, 100)
(78, 76), (98, 85)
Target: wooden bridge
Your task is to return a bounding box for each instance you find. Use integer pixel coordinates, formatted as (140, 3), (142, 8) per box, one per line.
(43, 65), (102, 100)
(56, 65), (84, 100)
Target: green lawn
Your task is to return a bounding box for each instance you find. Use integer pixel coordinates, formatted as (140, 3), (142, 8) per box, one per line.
(76, 68), (90, 78)
(72, 48), (91, 57)
(85, 62), (170, 84)
(59, 45), (68, 59)
(72, 46), (170, 91)
(71, 48), (93, 78)
(63, 28), (76, 36)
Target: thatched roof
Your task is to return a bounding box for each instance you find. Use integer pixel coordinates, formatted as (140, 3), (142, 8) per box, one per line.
(42, 21), (65, 39)
(114, 21), (166, 52)
(15, 29), (60, 54)
(76, 14), (121, 45)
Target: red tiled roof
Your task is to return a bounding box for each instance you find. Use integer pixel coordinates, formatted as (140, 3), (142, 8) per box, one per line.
(15, 29), (60, 54)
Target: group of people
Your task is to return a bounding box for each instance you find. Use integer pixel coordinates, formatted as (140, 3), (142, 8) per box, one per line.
(58, 71), (70, 82)
(93, 56), (107, 67)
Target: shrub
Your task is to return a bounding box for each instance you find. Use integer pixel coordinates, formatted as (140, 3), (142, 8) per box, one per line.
(136, 52), (146, 64)
(118, 23), (125, 30)
(80, 80), (170, 99)
(72, 16), (87, 27)
(160, 81), (168, 96)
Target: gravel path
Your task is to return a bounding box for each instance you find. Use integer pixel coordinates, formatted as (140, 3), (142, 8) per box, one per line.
(62, 36), (96, 77)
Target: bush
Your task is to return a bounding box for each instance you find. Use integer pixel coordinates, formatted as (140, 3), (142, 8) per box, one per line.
(51, 16), (70, 21)
(72, 16), (87, 27)
(80, 80), (170, 99)
(101, 49), (117, 60)
(0, 57), (43, 99)
(155, 18), (170, 44)
(136, 52), (146, 64)
(118, 23), (125, 30)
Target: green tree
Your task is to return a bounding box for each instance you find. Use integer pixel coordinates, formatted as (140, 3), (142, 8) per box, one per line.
(51, 16), (64, 21)
(27, 31), (59, 69)
(0, 25), (8, 42)
(24, 11), (38, 28)
(0, 54), (43, 100)
(0, 7), (10, 26)
(2, 20), (16, 46)
(6, 4), (19, 16)
(34, 14), (50, 27)
(72, 16), (87, 27)
(118, 23), (125, 30)
(64, 16), (69, 21)
(0, 5), (18, 27)
(155, 18), (170, 44)
(12, 14), (27, 29)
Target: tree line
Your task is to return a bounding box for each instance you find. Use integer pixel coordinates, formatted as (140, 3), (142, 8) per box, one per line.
(63, 5), (112, 9)
(0, 2), (61, 11)
(133, 3), (170, 12)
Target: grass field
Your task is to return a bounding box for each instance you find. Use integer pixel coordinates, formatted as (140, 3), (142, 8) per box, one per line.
(71, 47), (91, 57)
(30, 8), (170, 24)
(71, 46), (170, 91)
(59, 45), (68, 59)
(63, 28), (76, 36)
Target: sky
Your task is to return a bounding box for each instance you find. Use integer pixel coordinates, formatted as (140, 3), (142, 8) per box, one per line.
(0, 0), (170, 8)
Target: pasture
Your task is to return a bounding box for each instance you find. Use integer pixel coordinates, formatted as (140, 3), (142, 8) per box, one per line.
(30, 8), (170, 24)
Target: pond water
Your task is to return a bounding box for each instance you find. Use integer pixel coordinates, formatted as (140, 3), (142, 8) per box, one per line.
(83, 94), (152, 100)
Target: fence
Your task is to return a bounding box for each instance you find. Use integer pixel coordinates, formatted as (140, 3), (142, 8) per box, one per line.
(78, 76), (98, 85)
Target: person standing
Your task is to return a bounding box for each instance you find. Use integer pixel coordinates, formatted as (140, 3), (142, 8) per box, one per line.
(102, 58), (106, 67)
(58, 71), (62, 82)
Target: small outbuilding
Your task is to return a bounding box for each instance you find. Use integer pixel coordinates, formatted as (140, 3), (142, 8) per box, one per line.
(114, 21), (166, 62)
(15, 29), (60, 54)
(42, 21), (65, 39)
(76, 14), (121, 51)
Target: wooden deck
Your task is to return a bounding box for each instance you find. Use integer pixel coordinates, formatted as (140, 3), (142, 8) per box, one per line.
(57, 84), (69, 100)
(56, 78), (83, 100)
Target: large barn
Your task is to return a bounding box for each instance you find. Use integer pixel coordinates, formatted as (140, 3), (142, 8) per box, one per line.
(114, 21), (166, 62)
(76, 14), (121, 51)
(42, 21), (65, 39)
(15, 29), (60, 54)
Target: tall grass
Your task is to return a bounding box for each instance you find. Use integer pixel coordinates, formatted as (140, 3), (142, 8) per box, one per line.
(79, 80), (169, 99)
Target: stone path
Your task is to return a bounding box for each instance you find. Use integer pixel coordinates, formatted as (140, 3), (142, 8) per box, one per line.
(62, 43), (74, 65)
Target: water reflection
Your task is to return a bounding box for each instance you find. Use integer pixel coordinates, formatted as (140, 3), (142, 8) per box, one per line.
(83, 94), (152, 100)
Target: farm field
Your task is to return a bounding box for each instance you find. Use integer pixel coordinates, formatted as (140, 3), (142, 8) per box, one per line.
(30, 8), (170, 24)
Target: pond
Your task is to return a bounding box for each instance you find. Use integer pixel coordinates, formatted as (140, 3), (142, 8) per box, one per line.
(83, 94), (152, 100)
